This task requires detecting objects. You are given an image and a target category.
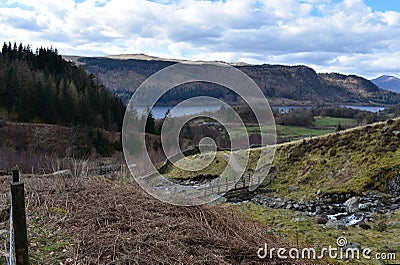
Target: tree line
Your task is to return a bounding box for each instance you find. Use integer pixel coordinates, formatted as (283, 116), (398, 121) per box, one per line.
(0, 42), (125, 131)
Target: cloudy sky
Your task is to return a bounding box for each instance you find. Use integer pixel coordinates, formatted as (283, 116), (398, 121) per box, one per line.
(0, 0), (399, 79)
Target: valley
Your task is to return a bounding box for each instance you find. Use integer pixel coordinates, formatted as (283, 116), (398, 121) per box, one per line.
(0, 44), (399, 264)
(2, 0), (400, 263)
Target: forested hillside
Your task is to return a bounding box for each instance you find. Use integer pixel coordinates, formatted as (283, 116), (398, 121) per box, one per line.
(0, 42), (125, 131)
(73, 56), (400, 105)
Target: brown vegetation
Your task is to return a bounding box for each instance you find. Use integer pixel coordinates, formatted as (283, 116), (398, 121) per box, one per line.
(0, 173), (307, 264)
(0, 121), (121, 173)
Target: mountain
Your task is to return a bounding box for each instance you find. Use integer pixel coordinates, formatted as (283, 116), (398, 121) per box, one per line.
(371, 75), (400, 93)
(66, 55), (400, 105)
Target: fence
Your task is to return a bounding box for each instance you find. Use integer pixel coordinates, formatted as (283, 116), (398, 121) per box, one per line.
(202, 172), (266, 196)
(203, 174), (250, 196)
(8, 167), (29, 265)
(3, 163), (125, 265)
(3, 162), (267, 264)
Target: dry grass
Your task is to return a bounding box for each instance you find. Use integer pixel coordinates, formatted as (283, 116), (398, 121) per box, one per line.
(0, 173), (308, 265)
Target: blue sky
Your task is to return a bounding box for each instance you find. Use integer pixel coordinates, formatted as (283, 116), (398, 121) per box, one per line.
(0, 0), (399, 78)
(364, 0), (400, 12)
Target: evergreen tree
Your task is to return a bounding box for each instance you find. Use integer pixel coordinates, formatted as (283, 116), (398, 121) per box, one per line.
(145, 110), (156, 134)
(0, 42), (125, 130)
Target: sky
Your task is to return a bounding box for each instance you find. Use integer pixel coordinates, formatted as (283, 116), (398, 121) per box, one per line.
(0, 0), (399, 79)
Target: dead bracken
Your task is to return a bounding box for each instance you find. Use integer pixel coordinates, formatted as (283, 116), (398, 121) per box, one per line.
(0, 174), (307, 265)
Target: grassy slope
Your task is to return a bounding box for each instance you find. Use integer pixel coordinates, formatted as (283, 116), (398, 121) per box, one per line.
(164, 152), (229, 179)
(233, 203), (400, 265)
(161, 118), (400, 265)
(165, 118), (400, 200)
(267, 118), (400, 200)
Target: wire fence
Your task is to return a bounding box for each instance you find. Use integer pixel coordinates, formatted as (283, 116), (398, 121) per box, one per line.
(6, 168), (29, 265)
(8, 195), (15, 265)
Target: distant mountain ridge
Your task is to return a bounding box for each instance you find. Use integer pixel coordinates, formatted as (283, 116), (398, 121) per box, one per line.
(65, 55), (400, 106)
(371, 75), (400, 93)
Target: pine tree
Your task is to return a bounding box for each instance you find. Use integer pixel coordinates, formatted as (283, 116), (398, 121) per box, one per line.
(145, 109), (156, 134)
(0, 42), (125, 129)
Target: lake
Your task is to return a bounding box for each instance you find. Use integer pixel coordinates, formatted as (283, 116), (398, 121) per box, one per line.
(135, 105), (222, 119)
(338, 105), (385, 113)
(136, 105), (386, 119)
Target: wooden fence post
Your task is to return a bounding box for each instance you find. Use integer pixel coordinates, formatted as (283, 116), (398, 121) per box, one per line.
(11, 168), (29, 265)
(12, 168), (19, 182)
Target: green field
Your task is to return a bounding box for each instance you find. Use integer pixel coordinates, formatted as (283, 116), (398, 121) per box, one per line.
(276, 125), (333, 140)
(234, 115), (357, 142)
(195, 116), (360, 143)
(276, 116), (358, 141)
(314, 116), (358, 128)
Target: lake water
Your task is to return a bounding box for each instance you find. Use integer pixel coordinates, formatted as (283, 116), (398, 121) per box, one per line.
(338, 105), (385, 113)
(135, 105), (222, 119)
(137, 105), (385, 119)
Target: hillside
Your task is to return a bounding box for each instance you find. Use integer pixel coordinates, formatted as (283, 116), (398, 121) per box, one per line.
(161, 118), (400, 264)
(0, 173), (302, 264)
(371, 75), (400, 93)
(266, 118), (400, 199)
(0, 42), (127, 170)
(0, 43), (125, 131)
(165, 118), (400, 200)
(69, 55), (400, 105)
(0, 121), (121, 172)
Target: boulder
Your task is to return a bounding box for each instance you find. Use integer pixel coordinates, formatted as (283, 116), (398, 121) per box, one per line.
(276, 202), (285, 208)
(358, 202), (373, 211)
(315, 206), (322, 215)
(316, 216), (328, 224)
(344, 196), (360, 213)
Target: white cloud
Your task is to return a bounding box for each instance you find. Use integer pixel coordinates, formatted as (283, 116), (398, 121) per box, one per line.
(0, 0), (399, 78)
